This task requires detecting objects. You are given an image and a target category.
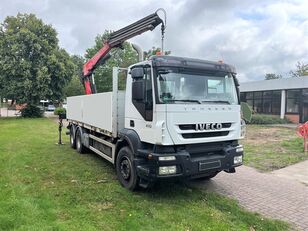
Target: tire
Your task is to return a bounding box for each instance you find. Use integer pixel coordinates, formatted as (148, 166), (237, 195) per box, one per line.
(75, 128), (86, 154)
(116, 147), (139, 191)
(70, 126), (76, 149)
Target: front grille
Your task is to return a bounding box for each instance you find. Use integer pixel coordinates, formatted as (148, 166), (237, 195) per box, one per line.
(182, 131), (229, 139)
(179, 123), (232, 130)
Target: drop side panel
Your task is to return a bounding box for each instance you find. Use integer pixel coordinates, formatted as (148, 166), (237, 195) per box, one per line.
(67, 93), (113, 133)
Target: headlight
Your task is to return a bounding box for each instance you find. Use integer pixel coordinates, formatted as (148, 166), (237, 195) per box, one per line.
(159, 166), (177, 175)
(236, 145), (243, 153)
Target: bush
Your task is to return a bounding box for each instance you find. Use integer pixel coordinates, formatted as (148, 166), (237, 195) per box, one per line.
(54, 107), (66, 115)
(20, 104), (43, 118)
(247, 114), (290, 124)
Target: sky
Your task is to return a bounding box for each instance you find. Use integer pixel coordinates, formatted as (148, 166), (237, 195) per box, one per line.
(0, 0), (307, 82)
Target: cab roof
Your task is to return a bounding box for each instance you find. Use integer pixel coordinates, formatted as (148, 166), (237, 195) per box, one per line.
(150, 55), (236, 74)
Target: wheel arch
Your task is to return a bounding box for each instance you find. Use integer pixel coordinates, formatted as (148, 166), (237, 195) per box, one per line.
(115, 129), (142, 159)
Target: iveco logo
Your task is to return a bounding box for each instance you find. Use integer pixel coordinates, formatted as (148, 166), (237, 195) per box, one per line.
(195, 123), (222, 131)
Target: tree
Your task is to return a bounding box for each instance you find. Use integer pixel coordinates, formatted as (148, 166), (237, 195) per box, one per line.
(289, 61), (308, 77)
(0, 13), (74, 116)
(84, 30), (138, 92)
(64, 55), (84, 97)
(264, 73), (282, 80)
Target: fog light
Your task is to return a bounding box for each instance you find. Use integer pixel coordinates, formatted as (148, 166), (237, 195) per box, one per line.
(159, 156), (176, 161)
(234, 155), (243, 164)
(236, 145), (243, 153)
(159, 166), (177, 175)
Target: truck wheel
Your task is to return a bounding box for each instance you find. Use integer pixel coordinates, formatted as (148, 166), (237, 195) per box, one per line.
(76, 129), (86, 154)
(70, 126), (76, 149)
(116, 147), (139, 191)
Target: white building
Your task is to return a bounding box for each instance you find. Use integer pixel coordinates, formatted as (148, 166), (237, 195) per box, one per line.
(240, 77), (308, 123)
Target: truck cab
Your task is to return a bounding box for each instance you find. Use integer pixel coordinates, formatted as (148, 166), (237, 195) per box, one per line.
(115, 55), (245, 189)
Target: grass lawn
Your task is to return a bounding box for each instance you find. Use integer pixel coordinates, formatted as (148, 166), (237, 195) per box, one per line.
(243, 125), (308, 171)
(0, 118), (288, 231)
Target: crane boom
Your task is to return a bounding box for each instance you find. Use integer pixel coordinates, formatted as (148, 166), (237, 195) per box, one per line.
(82, 12), (164, 95)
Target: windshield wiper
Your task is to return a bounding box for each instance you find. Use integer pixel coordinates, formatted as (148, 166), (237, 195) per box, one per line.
(166, 99), (202, 104)
(201, 100), (231, 104)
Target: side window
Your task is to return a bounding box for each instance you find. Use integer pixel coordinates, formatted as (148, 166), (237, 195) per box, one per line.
(132, 67), (153, 121)
(144, 68), (153, 105)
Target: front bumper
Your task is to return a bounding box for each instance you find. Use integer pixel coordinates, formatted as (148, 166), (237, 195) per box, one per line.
(135, 145), (243, 181)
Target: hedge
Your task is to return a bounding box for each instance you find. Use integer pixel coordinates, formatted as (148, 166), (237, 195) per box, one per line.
(54, 107), (66, 115)
(247, 114), (290, 124)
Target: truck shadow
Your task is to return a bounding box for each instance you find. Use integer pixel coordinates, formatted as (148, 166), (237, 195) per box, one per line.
(85, 149), (204, 195)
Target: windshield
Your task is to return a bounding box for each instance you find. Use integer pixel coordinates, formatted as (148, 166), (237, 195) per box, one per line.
(156, 68), (238, 105)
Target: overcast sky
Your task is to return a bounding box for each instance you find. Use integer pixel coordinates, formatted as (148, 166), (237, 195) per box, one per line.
(0, 0), (307, 82)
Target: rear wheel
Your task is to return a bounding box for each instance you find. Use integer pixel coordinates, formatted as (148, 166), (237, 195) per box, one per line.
(70, 126), (76, 149)
(76, 129), (86, 154)
(116, 147), (139, 191)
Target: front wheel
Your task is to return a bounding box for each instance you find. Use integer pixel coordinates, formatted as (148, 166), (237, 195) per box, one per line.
(116, 147), (139, 191)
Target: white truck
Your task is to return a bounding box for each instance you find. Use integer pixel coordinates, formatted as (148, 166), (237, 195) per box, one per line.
(66, 11), (245, 190)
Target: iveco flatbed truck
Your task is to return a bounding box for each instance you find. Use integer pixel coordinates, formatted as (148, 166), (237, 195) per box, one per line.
(66, 10), (245, 190)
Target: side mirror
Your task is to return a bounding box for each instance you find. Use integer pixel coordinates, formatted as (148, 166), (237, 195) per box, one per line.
(132, 81), (144, 101)
(131, 67), (144, 79)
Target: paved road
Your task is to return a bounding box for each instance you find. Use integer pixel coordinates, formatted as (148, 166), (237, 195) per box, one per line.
(190, 166), (308, 230)
(272, 160), (308, 186)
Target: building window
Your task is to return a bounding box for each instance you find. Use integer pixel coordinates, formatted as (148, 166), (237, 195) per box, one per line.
(263, 98), (271, 113)
(253, 92), (262, 113)
(246, 92), (253, 100)
(240, 90), (281, 115)
(286, 90), (300, 113)
(254, 99), (262, 113)
(272, 91), (281, 115)
(240, 92), (246, 102)
(262, 91), (272, 114)
(254, 91), (262, 99)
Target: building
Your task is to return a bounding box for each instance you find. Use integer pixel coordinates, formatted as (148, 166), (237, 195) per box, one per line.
(240, 77), (308, 123)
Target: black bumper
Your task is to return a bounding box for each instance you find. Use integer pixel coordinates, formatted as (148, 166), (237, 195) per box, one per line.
(135, 145), (243, 181)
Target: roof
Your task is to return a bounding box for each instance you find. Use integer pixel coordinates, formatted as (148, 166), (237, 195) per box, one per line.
(240, 77), (308, 92)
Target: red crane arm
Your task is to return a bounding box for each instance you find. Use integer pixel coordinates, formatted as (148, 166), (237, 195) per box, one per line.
(82, 12), (164, 94)
(83, 43), (111, 77)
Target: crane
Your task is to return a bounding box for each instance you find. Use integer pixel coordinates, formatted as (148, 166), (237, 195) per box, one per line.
(82, 10), (166, 95)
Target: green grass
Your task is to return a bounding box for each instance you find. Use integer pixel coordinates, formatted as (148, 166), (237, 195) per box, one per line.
(0, 118), (289, 230)
(243, 125), (308, 171)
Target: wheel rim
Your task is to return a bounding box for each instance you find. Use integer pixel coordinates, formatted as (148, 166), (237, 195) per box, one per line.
(70, 128), (75, 146)
(76, 133), (81, 150)
(120, 157), (131, 181)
